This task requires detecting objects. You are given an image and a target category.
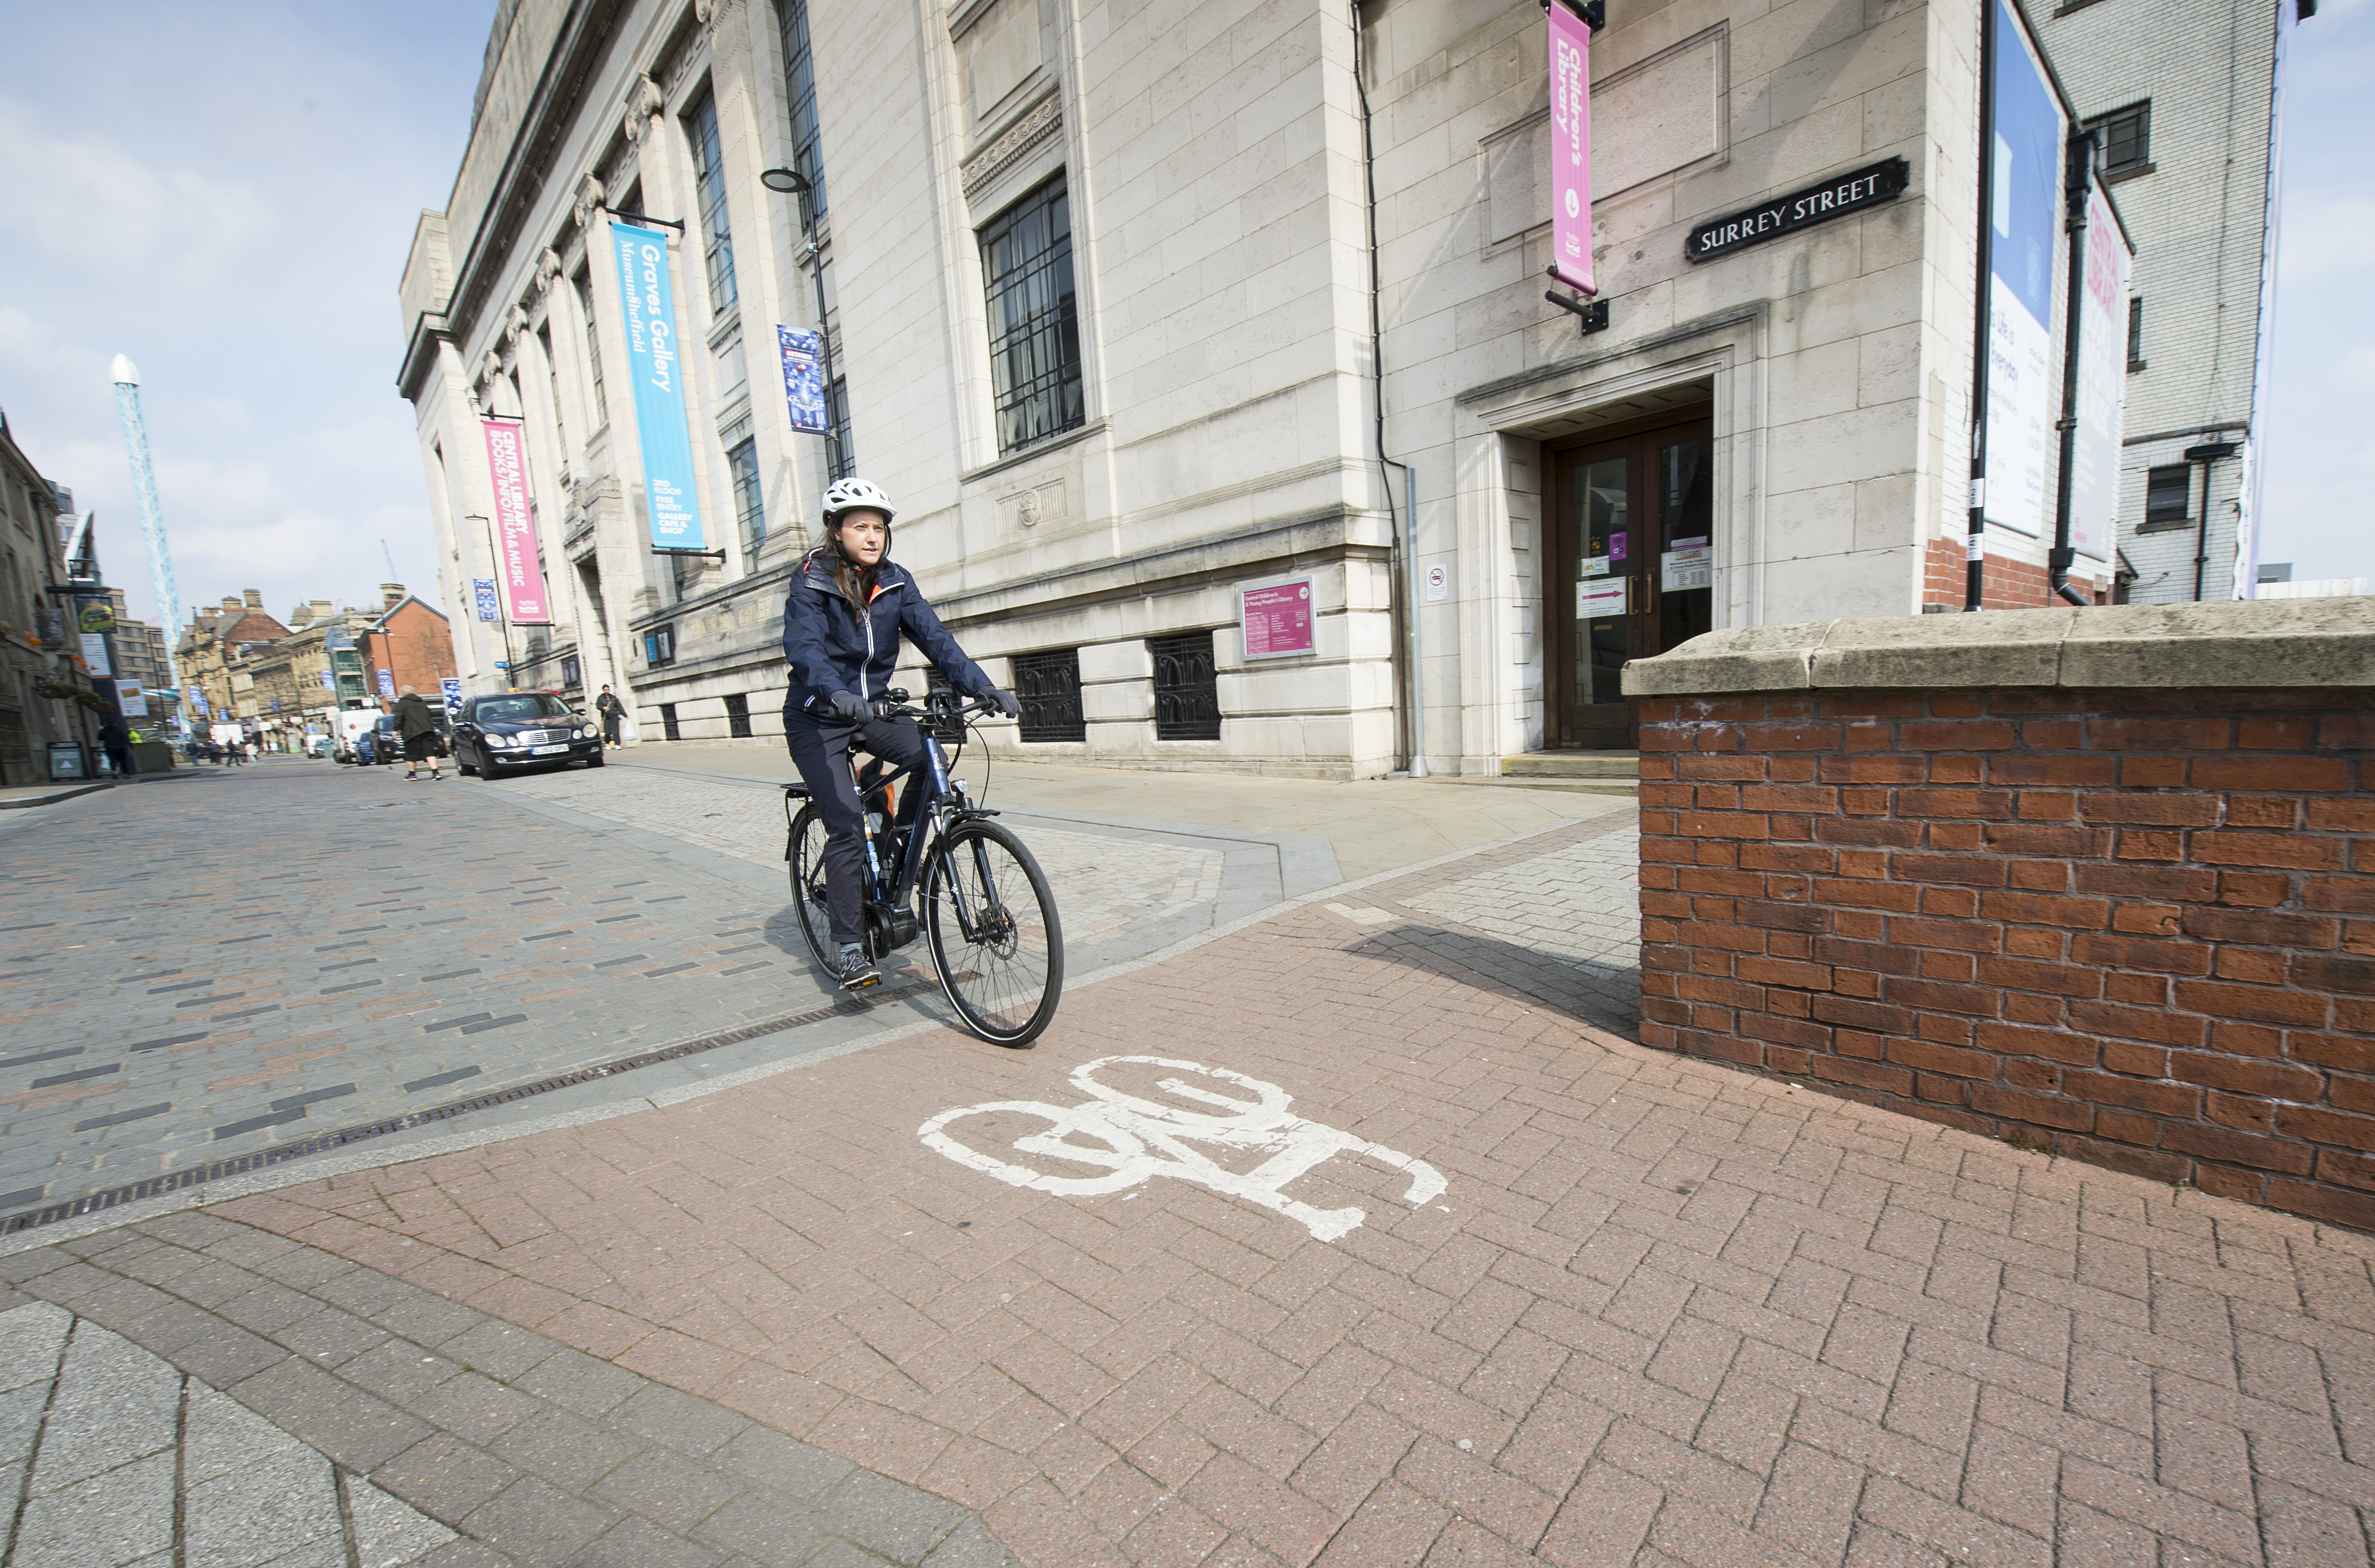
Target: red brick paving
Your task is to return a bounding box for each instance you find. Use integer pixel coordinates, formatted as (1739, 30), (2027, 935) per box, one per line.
(219, 881), (2375, 1567)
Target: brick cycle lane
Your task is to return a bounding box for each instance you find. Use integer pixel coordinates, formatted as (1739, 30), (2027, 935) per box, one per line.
(0, 759), (993, 1225)
(133, 813), (2375, 1568)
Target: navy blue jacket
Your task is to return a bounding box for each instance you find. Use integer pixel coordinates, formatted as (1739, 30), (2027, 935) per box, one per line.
(781, 554), (992, 717)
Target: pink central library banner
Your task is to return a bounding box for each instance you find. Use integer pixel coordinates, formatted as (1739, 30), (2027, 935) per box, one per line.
(481, 419), (551, 625)
(1547, 1), (1595, 295)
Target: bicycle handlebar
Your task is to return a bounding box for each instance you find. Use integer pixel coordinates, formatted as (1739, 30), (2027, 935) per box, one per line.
(869, 688), (994, 722)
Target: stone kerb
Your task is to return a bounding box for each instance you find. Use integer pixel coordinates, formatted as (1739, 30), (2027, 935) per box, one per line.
(1620, 599), (2375, 1229)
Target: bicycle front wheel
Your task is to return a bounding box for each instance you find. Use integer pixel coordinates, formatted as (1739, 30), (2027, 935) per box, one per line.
(923, 819), (1063, 1046)
(788, 802), (836, 968)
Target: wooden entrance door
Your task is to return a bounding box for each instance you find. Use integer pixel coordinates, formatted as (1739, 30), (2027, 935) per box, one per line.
(1546, 417), (1716, 748)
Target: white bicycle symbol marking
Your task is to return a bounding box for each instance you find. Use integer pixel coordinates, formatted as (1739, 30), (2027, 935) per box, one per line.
(917, 1056), (1447, 1242)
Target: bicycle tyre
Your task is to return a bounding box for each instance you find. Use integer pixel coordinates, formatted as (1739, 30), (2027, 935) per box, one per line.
(923, 818), (1063, 1047)
(787, 803), (837, 968)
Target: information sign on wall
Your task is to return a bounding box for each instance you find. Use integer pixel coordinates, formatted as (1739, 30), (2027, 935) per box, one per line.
(1660, 546), (1713, 591)
(612, 222), (706, 551)
(78, 633), (110, 677)
(1241, 580), (1315, 659)
(113, 680), (148, 718)
(472, 577), (501, 623)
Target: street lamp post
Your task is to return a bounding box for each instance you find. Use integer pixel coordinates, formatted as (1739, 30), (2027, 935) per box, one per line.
(759, 168), (839, 484)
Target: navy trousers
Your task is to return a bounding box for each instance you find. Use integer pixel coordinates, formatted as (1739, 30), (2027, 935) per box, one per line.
(783, 709), (928, 947)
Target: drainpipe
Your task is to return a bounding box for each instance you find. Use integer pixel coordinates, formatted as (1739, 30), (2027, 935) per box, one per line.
(1352, 0), (1423, 775)
(2185, 439), (2237, 601)
(2048, 131), (2095, 608)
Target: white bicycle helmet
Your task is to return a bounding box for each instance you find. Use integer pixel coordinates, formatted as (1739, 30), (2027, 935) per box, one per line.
(822, 477), (895, 525)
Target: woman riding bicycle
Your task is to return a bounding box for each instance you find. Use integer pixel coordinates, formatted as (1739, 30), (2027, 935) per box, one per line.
(782, 478), (1021, 989)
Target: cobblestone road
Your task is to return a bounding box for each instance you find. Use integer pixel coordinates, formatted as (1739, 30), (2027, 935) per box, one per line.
(497, 766), (1229, 950)
(0, 758), (1273, 1225)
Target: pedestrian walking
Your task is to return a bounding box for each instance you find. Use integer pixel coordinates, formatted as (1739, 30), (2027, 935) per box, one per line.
(392, 686), (443, 781)
(97, 714), (135, 780)
(596, 685), (625, 749)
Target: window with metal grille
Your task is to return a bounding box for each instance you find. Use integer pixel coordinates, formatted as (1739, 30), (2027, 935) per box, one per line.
(2140, 465), (2191, 532)
(725, 692), (752, 737)
(2126, 297), (2145, 372)
(2089, 102), (2150, 178)
(1150, 632), (1221, 741)
(728, 437), (765, 555)
(1012, 647), (1085, 742)
(979, 177), (1085, 457)
(560, 654), (581, 689)
(776, 0), (828, 230)
(659, 702), (681, 741)
(573, 269), (607, 428)
(686, 91), (738, 314)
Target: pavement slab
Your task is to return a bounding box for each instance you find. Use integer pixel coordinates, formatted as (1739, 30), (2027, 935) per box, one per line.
(90, 838), (2362, 1568)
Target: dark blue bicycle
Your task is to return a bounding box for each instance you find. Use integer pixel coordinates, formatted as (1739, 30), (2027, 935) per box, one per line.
(783, 687), (1063, 1046)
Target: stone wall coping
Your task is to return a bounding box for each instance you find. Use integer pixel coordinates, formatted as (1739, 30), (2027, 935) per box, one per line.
(1621, 597), (2375, 695)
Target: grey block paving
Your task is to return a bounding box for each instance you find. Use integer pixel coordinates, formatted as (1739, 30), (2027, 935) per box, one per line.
(3, 757), (1337, 1222)
(0, 1302), (455, 1568)
(1, 1215), (1018, 1567)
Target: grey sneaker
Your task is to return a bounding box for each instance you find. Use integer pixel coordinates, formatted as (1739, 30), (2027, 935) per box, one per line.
(831, 950), (881, 990)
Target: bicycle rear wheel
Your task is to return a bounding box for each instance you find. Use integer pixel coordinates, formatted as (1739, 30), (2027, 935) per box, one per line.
(923, 819), (1063, 1046)
(787, 803), (835, 968)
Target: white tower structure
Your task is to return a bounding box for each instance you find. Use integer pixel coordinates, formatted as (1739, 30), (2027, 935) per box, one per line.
(109, 354), (184, 718)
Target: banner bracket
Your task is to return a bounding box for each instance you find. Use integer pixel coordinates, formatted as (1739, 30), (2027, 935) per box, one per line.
(1544, 288), (1609, 335)
(651, 547), (728, 562)
(1540, 0), (1604, 28)
(605, 208), (686, 233)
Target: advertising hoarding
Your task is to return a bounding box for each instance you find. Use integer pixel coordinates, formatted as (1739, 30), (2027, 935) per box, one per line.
(2068, 175), (2130, 563)
(612, 222), (706, 551)
(79, 633), (110, 677)
(1981, 0), (2066, 540)
(473, 577), (501, 623)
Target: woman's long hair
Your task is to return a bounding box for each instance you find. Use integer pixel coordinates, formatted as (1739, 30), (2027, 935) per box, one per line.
(811, 516), (892, 621)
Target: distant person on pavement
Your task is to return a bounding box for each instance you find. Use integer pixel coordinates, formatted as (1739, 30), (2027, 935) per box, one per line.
(393, 686), (443, 781)
(596, 685), (625, 749)
(97, 715), (135, 779)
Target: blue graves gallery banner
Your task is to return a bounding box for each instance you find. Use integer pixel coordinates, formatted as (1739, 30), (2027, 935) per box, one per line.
(611, 222), (706, 550)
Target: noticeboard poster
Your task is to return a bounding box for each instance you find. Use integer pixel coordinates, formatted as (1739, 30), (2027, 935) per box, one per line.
(1241, 580), (1315, 659)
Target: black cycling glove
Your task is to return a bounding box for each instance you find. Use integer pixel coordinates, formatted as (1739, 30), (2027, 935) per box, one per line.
(987, 688), (1023, 719)
(827, 690), (864, 720)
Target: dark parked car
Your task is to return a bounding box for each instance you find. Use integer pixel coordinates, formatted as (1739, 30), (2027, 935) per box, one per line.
(452, 692), (603, 779)
(354, 715), (402, 766)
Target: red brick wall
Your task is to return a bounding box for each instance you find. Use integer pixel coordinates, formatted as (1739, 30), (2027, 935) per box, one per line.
(361, 603), (458, 699)
(1638, 689), (2375, 1228)
(1919, 539), (2107, 609)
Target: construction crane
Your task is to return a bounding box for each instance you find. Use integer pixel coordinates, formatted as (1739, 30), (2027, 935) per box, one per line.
(381, 539), (401, 589)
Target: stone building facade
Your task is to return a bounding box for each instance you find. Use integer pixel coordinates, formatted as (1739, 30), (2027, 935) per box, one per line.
(398, 0), (2296, 775)
(0, 414), (77, 785)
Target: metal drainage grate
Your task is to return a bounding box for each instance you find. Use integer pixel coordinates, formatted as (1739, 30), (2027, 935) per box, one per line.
(0, 974), (934, 1237)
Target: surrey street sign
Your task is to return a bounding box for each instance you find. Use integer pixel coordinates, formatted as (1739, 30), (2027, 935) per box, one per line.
(1684, 158), (1910, 263)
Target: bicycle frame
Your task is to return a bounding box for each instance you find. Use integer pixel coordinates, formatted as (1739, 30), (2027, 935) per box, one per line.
(788, 694), (1010, 950)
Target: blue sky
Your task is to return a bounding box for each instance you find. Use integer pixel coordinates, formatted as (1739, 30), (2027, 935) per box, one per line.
(0, 1), (493, 629)
(2255, 0), (2373, 586)
(0, 1), (2363, 632)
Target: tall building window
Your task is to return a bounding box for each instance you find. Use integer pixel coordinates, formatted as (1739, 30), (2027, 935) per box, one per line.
(777, 0), (828, 230)
(728, 437), (765, 556)
(979, 176), (1085, 457)
(537, 326), (569, 458)
(687, 90), (738, 314)
(2141, 465), (2192, 532)
(2126, 297), (2145, 372)
(573, 269), (608, 429)
(824, 377), (853, 481)
(2089, 102), (2151, 178)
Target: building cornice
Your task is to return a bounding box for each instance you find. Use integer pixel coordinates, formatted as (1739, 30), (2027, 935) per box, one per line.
(398, 312), (455, 401)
